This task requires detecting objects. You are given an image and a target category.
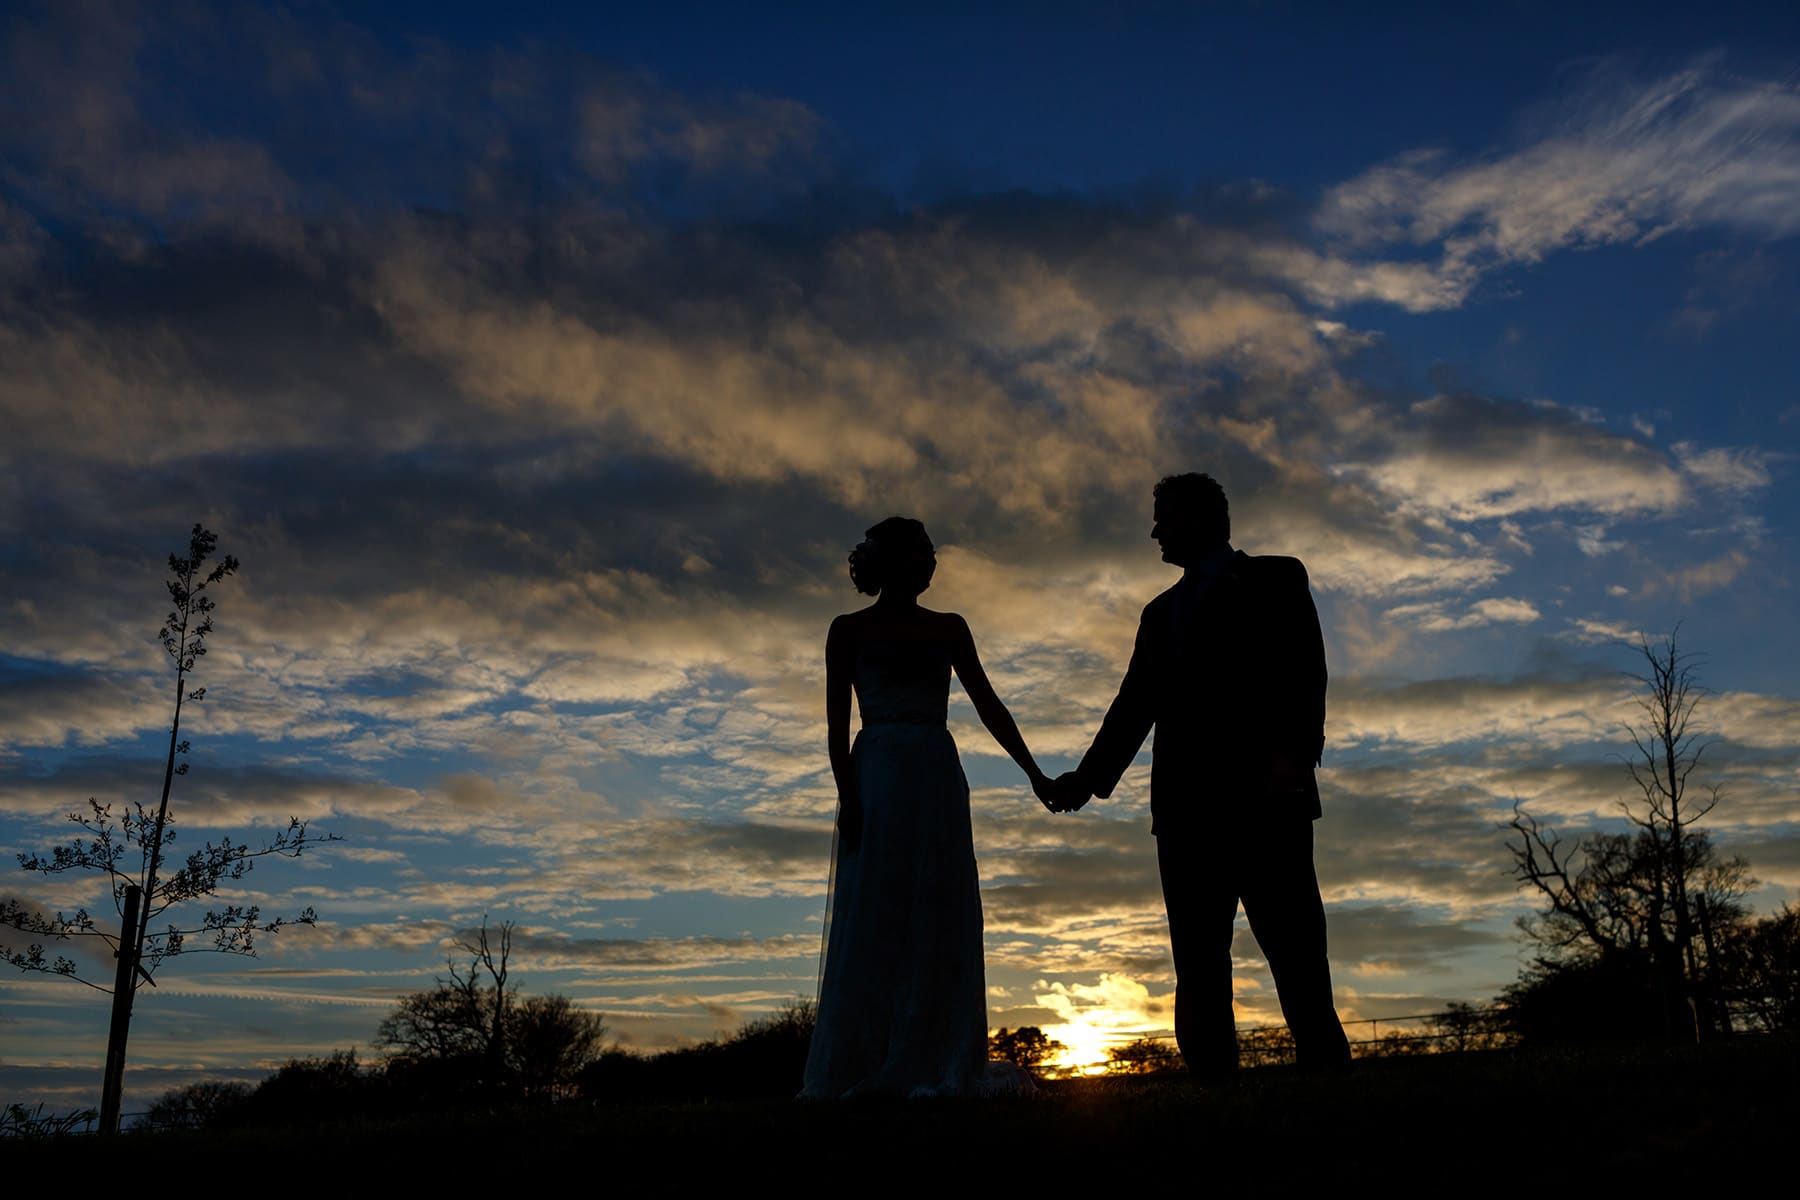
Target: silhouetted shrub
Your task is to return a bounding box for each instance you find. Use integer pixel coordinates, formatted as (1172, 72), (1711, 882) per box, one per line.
(580, 999), (815, 1102)
(575, 1047), (660, 1099)
(140, 1080), (254, 1131)
(510, 994), (609, 1098)
(1106, 1037), (1181, 1074)
(1722, 903), (1800, 1032)
(989, 1026), (1063, 1071)
(239, 1050), (389, 1125)
(380, 1051), (499, 1111)
(1501, 953), (1671, 1044)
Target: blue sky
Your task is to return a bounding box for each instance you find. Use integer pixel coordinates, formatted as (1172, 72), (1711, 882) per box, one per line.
(3, 0), (1798, 1109)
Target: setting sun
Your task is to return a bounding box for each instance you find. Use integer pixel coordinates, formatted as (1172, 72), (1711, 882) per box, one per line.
(1028, 975), (1177, 1075)
(1043, 1021), (1120, 1075)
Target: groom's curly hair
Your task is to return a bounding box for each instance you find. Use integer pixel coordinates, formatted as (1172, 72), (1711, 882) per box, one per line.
(849, 517), (936, 597)
(1153, 473), (1230, 544)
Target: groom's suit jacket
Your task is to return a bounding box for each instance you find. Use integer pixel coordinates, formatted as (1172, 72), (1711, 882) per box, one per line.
(1076, 549), (1326, 834)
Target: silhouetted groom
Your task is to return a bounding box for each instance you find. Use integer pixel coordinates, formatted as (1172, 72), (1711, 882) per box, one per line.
(1049, 473), (1351, 1079)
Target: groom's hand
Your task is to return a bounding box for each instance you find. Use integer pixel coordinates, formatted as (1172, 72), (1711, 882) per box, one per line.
(1049, 771), (1092, 812)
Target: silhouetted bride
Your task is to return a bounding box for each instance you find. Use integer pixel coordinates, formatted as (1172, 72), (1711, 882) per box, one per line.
(802, 517), (1051, 1099)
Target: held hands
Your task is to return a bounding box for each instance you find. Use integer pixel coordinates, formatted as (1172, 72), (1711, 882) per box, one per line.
(1032, 770), (1092, 814)
(1051, 771), (1093, 812)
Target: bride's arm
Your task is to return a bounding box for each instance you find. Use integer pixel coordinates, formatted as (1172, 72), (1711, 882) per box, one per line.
(949, 615), (1050, 796)
(826, 616), (859, 845)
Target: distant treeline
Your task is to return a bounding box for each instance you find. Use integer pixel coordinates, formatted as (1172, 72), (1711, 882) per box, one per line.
(121, 886), (1800, 1132)
(136, 1000), (820, 1131)
(129, 937), (1800, 1133)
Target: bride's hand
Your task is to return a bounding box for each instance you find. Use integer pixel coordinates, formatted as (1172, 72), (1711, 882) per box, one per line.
(837, 792), (863, 851)
(1029, 769), (1059, 813)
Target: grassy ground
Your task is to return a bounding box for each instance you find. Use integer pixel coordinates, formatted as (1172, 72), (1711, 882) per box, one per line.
(54, 1037), (1799, 1188)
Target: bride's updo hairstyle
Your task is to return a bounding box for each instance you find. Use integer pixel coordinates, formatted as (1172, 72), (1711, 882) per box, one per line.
(848, 517), (936, 597)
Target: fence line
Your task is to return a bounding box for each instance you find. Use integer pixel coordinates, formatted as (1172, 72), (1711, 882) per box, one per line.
(1035, 1005), (1519, 1076)
(1119, 1005), (1512, 1046)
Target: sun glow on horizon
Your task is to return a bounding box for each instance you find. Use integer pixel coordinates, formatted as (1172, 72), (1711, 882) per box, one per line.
(1030, 974), (1177, 1074)
(1038, 1016), (1169, 1076)
(1043, 1020), (1114, 1073)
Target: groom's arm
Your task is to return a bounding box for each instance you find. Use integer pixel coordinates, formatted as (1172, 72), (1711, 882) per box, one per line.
(1258, 557), (1327, 817)
(1272, 557), (1327, 769)
(1073, 599), (1163, 802)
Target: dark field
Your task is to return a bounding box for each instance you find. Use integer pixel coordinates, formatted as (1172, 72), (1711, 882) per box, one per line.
(46, 1037), (1799, 1187)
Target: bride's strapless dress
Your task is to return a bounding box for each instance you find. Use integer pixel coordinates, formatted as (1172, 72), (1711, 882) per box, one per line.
(801, 638), (1034, 1099)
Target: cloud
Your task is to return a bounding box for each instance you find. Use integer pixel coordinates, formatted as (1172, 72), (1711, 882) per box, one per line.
(497, 928), (819, 972)
(0, 759), (422, 830)
(1033, 973), (1173, 1033)
(1332, 394), (1687, 524)
(1563, 617), (1646, 645)
(1294, 903), (1510, 974)
(1673, 442), (1775, 493)
(1387, 596), (1540, 633)
(0, 664), (165, 752)
(571, 74), (821, 183)
(1328, 672), (1631, 751)
(1, 2), (824, 230)
(1706, 693), (1800, 751)
(1572, 524), (1624, 557)
(1319, 57), (1800, 307)
(0, 2), (294, 227)
(1654, 550), (1753, 599)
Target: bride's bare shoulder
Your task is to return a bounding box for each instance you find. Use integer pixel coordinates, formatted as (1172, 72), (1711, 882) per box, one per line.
(831, 605), (882, 627)
(827, 606), (881, 640)
(916, 607), (972, 637)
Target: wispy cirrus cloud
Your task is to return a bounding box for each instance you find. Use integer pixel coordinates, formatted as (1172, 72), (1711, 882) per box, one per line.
(1319, 56), (1800, 309)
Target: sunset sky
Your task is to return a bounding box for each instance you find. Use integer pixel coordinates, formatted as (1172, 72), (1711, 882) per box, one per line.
(4, 1), (1799, 1109)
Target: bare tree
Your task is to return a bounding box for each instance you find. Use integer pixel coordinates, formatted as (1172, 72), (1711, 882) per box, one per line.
(0, 525), (335, 1130)
(446, 914), (514, 1078)
(372, 975), (492, 1064)
(377, 916), (515, 1072)
(1507, 630), (1751, 1040)
(376, 916), (606, 1097)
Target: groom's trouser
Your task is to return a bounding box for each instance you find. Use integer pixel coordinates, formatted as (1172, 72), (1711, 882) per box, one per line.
(1157, 811), (1350, 1077)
